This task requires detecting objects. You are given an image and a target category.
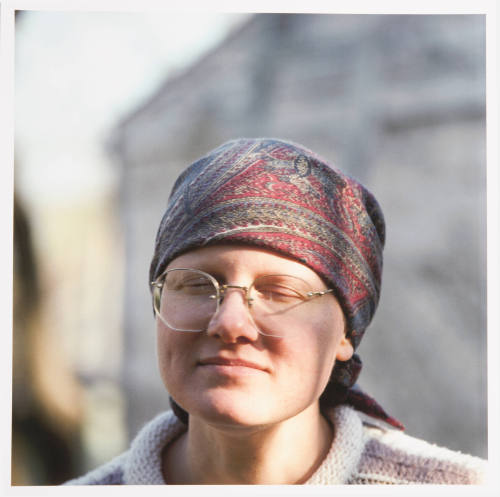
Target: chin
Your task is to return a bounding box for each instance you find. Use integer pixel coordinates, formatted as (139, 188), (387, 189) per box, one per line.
(187, 390), (276, 429)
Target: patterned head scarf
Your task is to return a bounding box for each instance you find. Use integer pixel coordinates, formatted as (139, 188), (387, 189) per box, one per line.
(150, 138), (404, 430)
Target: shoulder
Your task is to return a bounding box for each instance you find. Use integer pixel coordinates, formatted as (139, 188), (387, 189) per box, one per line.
(63, 410), (185, 485)
(352, 420), (486, 484)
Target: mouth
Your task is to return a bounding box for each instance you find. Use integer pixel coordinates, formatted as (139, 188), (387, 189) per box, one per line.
(197, 356), (269, 373)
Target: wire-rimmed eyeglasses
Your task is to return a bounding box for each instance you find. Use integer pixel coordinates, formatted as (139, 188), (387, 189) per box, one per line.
(151, 268), (334, 338)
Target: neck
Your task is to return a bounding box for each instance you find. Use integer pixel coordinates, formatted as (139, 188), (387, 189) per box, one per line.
(162, 404), (333, 485)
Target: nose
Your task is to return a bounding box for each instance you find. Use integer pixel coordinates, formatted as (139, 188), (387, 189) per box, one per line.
(206, 288), (260, 343)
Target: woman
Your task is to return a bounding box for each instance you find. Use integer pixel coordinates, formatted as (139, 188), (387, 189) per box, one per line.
(66, 138), (485, 484)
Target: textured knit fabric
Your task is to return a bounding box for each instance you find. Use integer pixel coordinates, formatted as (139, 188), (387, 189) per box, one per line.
(64, 406), (485, 485)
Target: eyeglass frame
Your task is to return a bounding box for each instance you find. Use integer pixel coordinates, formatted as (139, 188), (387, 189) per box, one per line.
(150, 267), (335, 336)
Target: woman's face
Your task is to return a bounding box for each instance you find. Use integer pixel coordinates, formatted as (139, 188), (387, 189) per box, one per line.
(156, 244), (353, 428)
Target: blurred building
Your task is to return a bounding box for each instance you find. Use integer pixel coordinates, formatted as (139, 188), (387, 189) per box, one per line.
(109, 14), (486, 457)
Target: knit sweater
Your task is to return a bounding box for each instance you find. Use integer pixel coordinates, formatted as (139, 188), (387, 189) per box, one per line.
(64, 406), (485, 485)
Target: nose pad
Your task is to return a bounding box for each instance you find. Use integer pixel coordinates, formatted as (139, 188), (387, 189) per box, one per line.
(206, 290), (260, 342)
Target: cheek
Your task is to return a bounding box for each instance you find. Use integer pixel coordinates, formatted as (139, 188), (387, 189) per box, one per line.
(283, 310), (344, 392)
(315, 336), (340, 387)
(306, 336), (337, 386)
(156, 323), (196, 390)
(156, 328), (169, 381)
(268, 329), (338, 396)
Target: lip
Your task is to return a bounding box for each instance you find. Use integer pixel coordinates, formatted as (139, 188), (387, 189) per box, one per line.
(198, 356), (269, 372)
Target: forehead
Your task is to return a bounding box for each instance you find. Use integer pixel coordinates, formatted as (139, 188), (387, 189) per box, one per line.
(166, 244), (326, 286)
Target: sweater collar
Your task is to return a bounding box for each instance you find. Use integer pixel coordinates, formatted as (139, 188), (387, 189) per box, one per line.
(124, 405), (365, 485)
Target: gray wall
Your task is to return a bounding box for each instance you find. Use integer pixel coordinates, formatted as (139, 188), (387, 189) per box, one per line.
(109, 14), (486, 457)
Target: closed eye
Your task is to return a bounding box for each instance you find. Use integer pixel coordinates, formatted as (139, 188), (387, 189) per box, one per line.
(253, 284), (305, 302)
(167, 277), (213, 294)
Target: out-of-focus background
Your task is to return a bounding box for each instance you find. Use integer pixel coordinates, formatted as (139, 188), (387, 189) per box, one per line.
(13, 11), (487, 485)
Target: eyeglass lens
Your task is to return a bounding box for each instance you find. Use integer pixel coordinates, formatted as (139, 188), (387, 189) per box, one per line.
(160, 270), (218, 332)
